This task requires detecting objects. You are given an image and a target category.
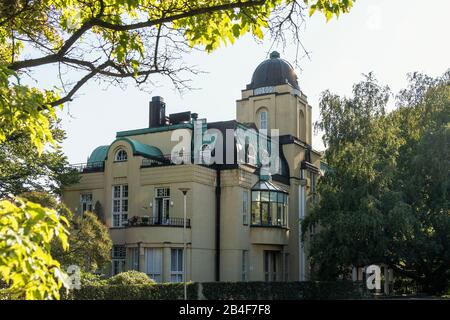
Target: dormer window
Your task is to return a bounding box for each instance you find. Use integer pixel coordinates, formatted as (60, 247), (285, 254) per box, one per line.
(115, 149), (128, 162)
(259, 110), (268, 130)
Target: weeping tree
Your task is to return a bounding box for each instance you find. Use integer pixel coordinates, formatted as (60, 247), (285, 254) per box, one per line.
(303, 71), (450, 294)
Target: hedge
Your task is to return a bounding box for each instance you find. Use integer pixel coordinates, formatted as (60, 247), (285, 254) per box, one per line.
(64, 282), (198, 300)
(64, 281), (369, 300)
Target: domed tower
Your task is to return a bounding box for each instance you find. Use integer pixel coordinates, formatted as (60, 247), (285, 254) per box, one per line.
(236, 51), (312, 143)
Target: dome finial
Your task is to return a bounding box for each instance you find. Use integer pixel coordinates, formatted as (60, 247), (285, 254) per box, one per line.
(270, 51), (280, 59)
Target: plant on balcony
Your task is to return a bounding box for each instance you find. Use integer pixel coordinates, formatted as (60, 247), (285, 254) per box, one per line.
(128, 216), (141, 226)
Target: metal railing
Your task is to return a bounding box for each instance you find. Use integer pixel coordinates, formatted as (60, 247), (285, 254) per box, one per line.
(141, 152), (215, 168)
(126, 216), (191, 228)
(68, 161), (104, 173)
(141, 153), (193, 167)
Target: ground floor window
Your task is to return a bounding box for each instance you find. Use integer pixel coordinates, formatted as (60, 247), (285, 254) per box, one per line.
(242, 250), (249, 281)
(284, 253), (289, 281)
(112, 245), (126, 275)
(145, 248), (162, 282)
(130, 247), (139, 271)
(170, 248), (183, 282)
(264, 250), (279, 282)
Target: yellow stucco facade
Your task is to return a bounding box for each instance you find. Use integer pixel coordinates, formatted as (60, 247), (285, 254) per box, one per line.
(62, 52), (322, 283)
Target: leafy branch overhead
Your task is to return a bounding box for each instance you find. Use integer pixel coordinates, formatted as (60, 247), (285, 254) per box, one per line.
(0, 0), (354, 151)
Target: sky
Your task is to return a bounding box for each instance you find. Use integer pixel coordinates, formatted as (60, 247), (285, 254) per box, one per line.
(48, 0), (449, 164)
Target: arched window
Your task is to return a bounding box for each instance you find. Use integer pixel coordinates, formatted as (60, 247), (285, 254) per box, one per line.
(259, 110), (268, 130)
(115, 149), (128, 162)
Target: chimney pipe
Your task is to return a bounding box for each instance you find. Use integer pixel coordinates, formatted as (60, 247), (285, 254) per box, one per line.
(149, 96), (166, 127)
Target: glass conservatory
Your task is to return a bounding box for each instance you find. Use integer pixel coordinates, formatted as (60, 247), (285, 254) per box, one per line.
(251, 180), (289, 227)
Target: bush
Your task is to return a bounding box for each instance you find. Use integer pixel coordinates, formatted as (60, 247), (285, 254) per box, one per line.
(68, 282), (198, 300)
(81, 272), (107, 286)
(200, 281), (369, 300)
(65, 281), (368, 300)
(107, 271), (156, 286)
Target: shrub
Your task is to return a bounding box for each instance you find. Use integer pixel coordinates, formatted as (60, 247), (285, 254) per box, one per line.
(66, 281), (368, 300)
(107, 271), (156, 286)
(81, 272), (107, 286)
(69, 282), (198, 300)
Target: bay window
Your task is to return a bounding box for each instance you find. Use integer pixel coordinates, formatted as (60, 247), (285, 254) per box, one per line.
(251, 180), (288, 227)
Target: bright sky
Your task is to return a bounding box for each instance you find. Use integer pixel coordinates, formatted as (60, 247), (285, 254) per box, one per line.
(51, 0), (449, 164)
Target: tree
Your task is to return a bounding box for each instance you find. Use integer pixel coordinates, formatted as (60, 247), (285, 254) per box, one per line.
(22, 192), (113, 273)
(303, 71), (450, 294)
(0, 0), (354, 299)
(0, 0), (354, 152)
(0, 116), (79, 199)
(0, 197), (69, 300)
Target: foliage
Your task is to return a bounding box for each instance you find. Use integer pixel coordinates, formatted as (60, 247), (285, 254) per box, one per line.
(0, 0), (354, 153)
(0, 197), (69, 300)
(53, 211), (112, 273)
(65, 281), (367, 300)
(107, 271), (156, 286)
(304, 71), (450, 294)
(80, 272), (107, 286)
(21, 192), (112, 273)
(0, 119), (79, 198)
(0, 0), (354, 300)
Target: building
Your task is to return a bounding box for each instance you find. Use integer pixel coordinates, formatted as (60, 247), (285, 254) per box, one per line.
(62, 51), (322, 283)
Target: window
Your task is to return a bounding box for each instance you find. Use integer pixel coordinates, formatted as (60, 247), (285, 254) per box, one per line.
(155, 188), (170, 224)
(115, 149), (128, 161)
(130, 247), (139, 271)
(80, 193), (92, 213)
(170, 249), (183, 282)
(112, 185), (128, 227)
(145, 248), (162, 283)
(264, 251), (278, 282)
(310, 172), (317, 203)
(251, 191), (288, 227)
(112, 245), (126, 275)
(243, 191), (249, 225)
(284, 253), (289, 281)
(244, 137), (257, 165)
(259, 110), (268, 130)
(242, 250), (249, 281)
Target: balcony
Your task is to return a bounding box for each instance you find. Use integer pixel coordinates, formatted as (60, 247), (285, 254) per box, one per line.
(141, 152), (213, 168)
(68, 161), (104, 173)
(125, 216), (191, 228)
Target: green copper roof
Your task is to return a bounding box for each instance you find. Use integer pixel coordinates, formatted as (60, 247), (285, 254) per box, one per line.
(87, 138), (164, 164)
(87, 145), (109, 164)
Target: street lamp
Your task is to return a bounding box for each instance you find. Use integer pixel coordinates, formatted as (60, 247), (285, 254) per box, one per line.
(179, 188), (190, 300)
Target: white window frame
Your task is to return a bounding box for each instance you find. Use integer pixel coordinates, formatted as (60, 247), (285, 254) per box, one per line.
(154, 187), (170, 224)
(243, 190), (249, 225)
(145, 248), (163, 283)
(170, 248), (184, 283)
(112, 245), (126, 275)
(80, 193), (93, 213)
(259, 110), (268, 130)
(115, 149), (128, 162)
(112, 184), (128, 227)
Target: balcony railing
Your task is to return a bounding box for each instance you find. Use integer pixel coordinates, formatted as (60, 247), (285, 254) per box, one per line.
(125, 216), (191, 228)
(68, 161), (104, 173)
(141, 152), (214, 168)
